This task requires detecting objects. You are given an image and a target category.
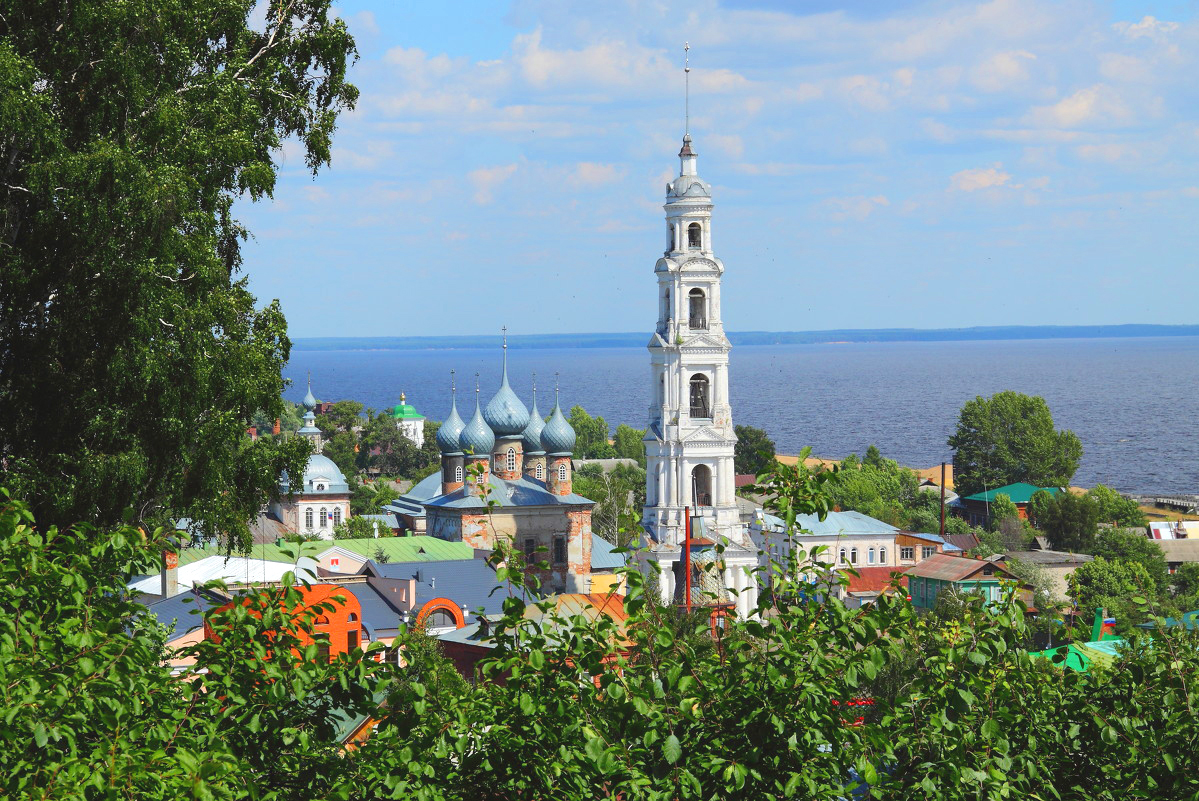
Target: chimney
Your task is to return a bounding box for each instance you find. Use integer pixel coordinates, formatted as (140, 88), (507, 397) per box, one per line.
(160, 550), (179, 598)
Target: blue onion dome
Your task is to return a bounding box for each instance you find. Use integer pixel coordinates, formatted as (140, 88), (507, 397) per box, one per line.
(522, 391), (545, 455)
(302, 376), (318, 412)
(483, 361), (530, 437)
(539, 399), (576, 456)
(458, 398), (495, 457)
(436, 396), (466, 455)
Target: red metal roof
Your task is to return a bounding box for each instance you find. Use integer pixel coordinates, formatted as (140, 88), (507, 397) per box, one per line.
(843, 567), (908, 595)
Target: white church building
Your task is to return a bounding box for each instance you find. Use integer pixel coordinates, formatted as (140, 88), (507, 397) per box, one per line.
(640, 130), (759, 619)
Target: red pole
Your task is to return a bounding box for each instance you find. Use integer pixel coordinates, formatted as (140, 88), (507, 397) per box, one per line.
(939, 462), (947, 538)
(684, 506), (692, 612)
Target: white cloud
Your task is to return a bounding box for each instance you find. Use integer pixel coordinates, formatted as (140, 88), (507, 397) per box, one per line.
(707, 134), (744, 159)
(1024, 84), (1135, 129)
(571, 162), (624, 184)
(468, 164), (517, 204)
(1112, 16), (1180, 41)
(949, 164), (1012, 191)
(971, 50), (1036, 92)
(824, 194), (890, 222)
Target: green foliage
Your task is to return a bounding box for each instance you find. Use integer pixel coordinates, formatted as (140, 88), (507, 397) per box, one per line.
(734, 424), (777, 476)
(1005, 556), (1058, 608)
(948, 391), (1083, 497)
(1068, 556), (1155, 627)
(1087, 484), (1148, 527)
(1091, 528), (1168, 595)
(351, 480), (400, 516)
(613, 423), (648, 467)
(333, 515), (380, 540)
(573, 463), (646, 547)
(0, 0), (357, 548)
(1028, 488), (1057, 527)
(316, 400), (365, 436)
(1041, 491), (1101, 553)
(0, 493), (388, 799)
(989, 492), (1019, 527)
(569, 405), (617, 459)
(321, 432), (358, 479)
(1171, 562), (1199, 599)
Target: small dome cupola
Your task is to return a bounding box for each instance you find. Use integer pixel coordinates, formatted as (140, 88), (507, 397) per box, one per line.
(302, 372), (318, 412)
(483, 329), (530, 436)
(458, 376), (496, 456)
(436, 373), (466, 455)
(539, 386), (576, 456)
(521, 377), (546, 455)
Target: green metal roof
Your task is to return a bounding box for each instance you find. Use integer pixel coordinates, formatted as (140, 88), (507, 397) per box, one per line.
(962, 482), (1061, 504)
(325, 536), (472, 562)
(175, 535), (471, 567)
(392, 403), (424, 420)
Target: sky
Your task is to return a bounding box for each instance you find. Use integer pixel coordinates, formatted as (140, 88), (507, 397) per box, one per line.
(237, 0), (1199, 338)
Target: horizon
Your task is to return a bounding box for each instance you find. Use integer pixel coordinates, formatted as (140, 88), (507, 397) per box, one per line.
(236, 1), (1199, 339)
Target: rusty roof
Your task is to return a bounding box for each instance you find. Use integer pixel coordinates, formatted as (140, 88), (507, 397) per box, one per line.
(842, 567), (908, 595)
(903, 553), (1012, 582)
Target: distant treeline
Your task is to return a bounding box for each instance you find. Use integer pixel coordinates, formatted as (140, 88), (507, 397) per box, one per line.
(292, 324), (1199, 352)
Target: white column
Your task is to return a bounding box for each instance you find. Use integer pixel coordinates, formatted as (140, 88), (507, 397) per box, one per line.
(660, 561), (674, 605)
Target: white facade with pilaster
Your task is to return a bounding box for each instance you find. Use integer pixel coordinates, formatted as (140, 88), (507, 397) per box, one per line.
(640, 134), (758, 617)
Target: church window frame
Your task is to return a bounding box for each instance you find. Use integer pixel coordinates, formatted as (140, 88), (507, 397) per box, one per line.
(506, 447), (516, 473)
(454, 465), (463, 483)
(535, 462), (544, 481)
(524, 537), (536, 560)
(557, 462), (568, 483)
(689, 374), (711, 419)
(691, 464), (713, 508)
(687, 222), (702, 249)
(305, 508), (314, 529)
(553, 535), (567, 565)
(688, 288), (708, 330)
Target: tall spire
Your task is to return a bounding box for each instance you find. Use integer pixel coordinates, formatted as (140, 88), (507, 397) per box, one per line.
(484, 325), (530, 435)
(684, 42), (690, 137)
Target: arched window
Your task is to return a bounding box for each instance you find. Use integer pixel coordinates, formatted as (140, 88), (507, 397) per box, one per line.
(688, 222), (702, 249)
(839, 548), (847, 564)
(850, 548), (858, 564)
(688, 289), (707, 330)
(879, 546), (887, 564)
(333, 507), (342, 526)
(868, 548), (875, 564)
(668, 225), (676, 251)
(557, 463), (568, 482)
(320, 507), (328, 528)
(506, 447), (516, 473)
(535, 463), (544, 481)
(316, 483), (325, 491)
(691, 465), (712, 507)
(454, 465), (463, 483)
(348, 612), (358, 622)
(689, 374), (710, 418)
(305, 508), (313, 529)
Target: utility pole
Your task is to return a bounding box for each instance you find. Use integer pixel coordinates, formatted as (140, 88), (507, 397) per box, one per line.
(939, 461), (947, 538)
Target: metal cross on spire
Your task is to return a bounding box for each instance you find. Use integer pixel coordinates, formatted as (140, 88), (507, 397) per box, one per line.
(450, 368), (456, 396)
(684, 42), (691, 135)
(554, 371), (560, 402)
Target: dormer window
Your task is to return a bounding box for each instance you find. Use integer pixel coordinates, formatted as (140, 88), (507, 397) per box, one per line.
(687, 222), (702, 249)
(316, 483), (325, 491)
(688, 289), (707, 330)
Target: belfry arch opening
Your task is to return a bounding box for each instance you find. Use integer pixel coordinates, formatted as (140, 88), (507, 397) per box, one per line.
(688, 289), (707, 330)
(687, 222), (702, 249)
(689, 374), (710, 419)
(691, 464), (712, 508)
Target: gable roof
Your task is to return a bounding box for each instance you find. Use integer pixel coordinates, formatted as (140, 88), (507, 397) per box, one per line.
(903, 553), (1013, 583)
(962, 483), (1061, 504)
(320, 536), (473, 563)
(128, 555), (319, 597)
(367, 559), (511, 616)
(590, 534), (626, 570)
(140, 589), (222, 638)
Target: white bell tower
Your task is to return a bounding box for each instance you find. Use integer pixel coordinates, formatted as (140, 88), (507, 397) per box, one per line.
(640, 46), (757, 618)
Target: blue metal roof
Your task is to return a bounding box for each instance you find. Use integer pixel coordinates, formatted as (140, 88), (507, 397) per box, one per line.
(425, 474), (593, 510)
(347, 580), (407, 639)
(141, 589), (218, 637)
(539, 400), (576, 456)
(459, 395), (495, 456)
(591, 534), (626, 570)
(522, 394), (546, 455)
(369, 559), (509, 616)
(436, 395), (466, 455)
(483, 359), (529, 437)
